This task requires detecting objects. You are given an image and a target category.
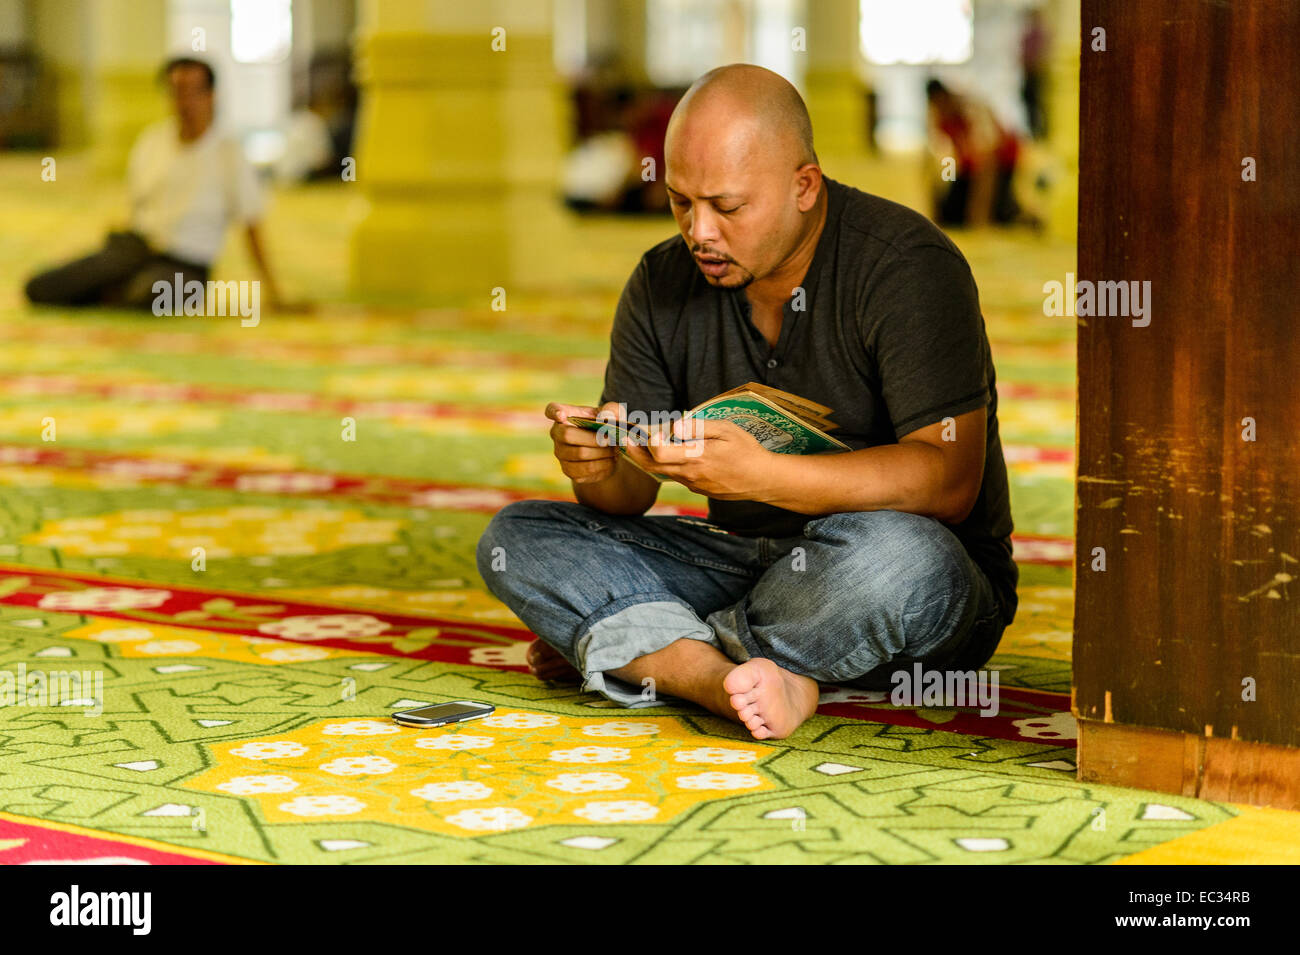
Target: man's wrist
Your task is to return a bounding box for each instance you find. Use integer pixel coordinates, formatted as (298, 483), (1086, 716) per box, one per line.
(753, 451), (802, 510)
(755, 451), (858, 516)
(573, 483), (655, 517)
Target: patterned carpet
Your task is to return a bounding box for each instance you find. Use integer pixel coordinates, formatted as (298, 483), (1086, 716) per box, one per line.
(0, 156), (1273, 864)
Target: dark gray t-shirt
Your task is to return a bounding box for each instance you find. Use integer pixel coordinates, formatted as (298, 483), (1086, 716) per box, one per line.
(599, 177), (1018, 626)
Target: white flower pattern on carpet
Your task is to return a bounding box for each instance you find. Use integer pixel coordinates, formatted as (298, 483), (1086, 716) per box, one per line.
(545, 772), (630, 794)
(259, 614), (390, 641)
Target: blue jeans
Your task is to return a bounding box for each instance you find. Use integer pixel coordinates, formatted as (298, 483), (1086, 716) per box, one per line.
(476, 501), (1006, 708)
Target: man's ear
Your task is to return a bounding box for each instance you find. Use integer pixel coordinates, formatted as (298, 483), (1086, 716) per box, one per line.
(795, 164), (822, 212)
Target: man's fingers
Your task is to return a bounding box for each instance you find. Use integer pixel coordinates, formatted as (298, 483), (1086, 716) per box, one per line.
(670, 417), (745, 442)
(545, 402), (598, 423)
(622, 440), (658, 470)
(555, 442), (616, 462)
(550, 419), (613, 448)
(567, 460), (616, 483)
(595, 400), (627, 422)
(644, 428), (705, 464)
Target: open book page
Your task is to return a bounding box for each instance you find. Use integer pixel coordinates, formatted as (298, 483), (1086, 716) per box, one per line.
(686, 392), (850, 454)
(710, 382), (840, 431)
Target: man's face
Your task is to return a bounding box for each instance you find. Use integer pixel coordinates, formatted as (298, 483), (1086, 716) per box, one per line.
(167, 65), (213, 129)
(664, 130), (802, 291)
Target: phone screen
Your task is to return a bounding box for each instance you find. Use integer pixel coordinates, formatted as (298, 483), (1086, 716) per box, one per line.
(398, 702), (491, 721)
(566, 416), (655, 447)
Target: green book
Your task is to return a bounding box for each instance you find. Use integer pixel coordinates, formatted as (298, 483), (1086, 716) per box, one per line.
(688, 389), (848, 455)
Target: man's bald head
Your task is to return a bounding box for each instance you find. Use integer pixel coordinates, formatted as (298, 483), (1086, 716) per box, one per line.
(661, 64), (827, 294)
(666, 64), (818, 170)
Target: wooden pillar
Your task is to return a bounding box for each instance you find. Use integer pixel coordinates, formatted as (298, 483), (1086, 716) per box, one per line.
(1074, 0), (1300, 808)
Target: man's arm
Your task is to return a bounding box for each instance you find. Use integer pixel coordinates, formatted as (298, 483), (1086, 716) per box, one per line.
(628, 405), (986, 525)
(244, 224), (278, 304)
(245, 224), (312, 312)
(232, 134), (310, 312)
(575, 453), (662, 515)
(757, 406), (985, 522)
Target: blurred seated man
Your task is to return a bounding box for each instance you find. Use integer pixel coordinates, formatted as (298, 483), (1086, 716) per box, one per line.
(25, 57), (296, 311)
(925, 78), (1024, 228)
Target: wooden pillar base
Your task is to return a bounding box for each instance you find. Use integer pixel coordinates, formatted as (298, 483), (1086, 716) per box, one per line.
(1078, 718), (1300, 811)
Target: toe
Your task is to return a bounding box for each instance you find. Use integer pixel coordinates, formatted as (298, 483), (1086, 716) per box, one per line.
(723, 662), (761, 696)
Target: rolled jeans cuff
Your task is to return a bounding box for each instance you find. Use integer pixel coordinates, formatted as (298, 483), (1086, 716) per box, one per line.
(576, 595), (719, 708)
(703, 604), (759, 665)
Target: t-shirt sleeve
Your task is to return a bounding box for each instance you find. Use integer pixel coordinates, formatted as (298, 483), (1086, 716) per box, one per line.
(598, 255), (679, 420)
(864, 244), (991, 440)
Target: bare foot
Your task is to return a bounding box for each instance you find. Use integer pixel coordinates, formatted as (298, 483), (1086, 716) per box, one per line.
(722, 658), (820, 740)
(527, 639), (581, 683)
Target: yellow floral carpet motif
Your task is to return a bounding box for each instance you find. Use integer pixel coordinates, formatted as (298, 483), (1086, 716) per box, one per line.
(182, 712), (777, 837)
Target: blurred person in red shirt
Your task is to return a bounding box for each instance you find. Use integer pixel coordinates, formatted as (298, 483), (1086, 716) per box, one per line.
(925, 78), (1025, 228)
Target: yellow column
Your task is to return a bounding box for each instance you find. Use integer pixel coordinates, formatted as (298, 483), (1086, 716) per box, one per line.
(87, 0), (167, 177)
(29, 0), (91, 149)
(501, 6), (571, 295)
(802, 0), (867, 168)
(348, 0), (567, 301)
(1045, 0), (1080, 242)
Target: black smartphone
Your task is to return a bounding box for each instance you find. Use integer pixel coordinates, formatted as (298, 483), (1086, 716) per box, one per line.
(566, 415), (654, 447)
(392, 700), (495, 728)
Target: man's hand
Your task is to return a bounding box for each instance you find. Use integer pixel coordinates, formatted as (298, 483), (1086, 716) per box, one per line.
(546, 400), (626, 485)
(625, 417), (771, 500)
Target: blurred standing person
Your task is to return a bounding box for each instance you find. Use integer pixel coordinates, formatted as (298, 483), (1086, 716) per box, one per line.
(1020, 7), (1050, 140)
(925, 79), (1023, 228)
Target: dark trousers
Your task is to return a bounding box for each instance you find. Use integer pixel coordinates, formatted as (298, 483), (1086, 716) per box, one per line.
(1022, 70), (1047, 140)
(24, 231), (209, 310)
(936, 168), (1021, 227)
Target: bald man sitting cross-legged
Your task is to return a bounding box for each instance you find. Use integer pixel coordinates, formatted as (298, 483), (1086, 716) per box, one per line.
(477, 64), (1018, 740)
